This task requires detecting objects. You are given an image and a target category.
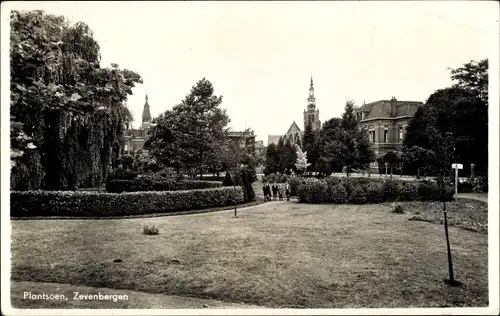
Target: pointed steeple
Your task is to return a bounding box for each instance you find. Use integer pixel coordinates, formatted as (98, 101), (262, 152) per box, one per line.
(307, 75), (316, 109)
(141, 93), (152, 129)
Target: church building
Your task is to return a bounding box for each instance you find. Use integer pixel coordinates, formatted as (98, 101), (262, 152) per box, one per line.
(267, 76), (321, 147)
(123, 94), (153, 154)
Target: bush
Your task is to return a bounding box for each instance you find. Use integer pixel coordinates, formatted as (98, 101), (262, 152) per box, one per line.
(399, 182), (419, 201)
(141, 223), (160, 235)
(473, 176), (488, 193)
(417, 181), (440, 201)
(295, 177), (454, 204)
(331, 184), (349, 204)
(392, 203), (405, 214)
(106, 178), (222, 193)
(11, 187), (244, 217)
(288, 176), (303, 196)
(365, 182), (384, 204)
(382, 180), (402, 202)
(297, 179), (329, 203)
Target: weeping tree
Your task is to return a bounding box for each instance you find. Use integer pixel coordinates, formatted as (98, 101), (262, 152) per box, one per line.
(10, 10), (142, 190)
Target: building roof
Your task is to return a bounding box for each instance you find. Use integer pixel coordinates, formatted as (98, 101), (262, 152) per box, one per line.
(358, 99), (423, 121)
(285, 121), (301, 135)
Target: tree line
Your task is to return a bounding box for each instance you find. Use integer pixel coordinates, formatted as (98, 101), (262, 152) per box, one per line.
(264, 59), (488, 180)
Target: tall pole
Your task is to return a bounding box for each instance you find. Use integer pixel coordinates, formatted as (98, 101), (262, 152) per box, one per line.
(443, 201), (455, 282)
(454, 166), (459, 200)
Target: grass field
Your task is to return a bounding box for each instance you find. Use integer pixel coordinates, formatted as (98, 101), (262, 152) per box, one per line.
(11, 200), (488, 308)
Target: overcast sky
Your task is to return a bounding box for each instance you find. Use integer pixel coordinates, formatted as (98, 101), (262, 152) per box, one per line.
(6, 1), (498, 144)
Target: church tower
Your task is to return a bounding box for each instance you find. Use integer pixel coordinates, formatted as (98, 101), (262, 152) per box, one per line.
(303, 76), (321, 131)
(141, 93), (152, 130)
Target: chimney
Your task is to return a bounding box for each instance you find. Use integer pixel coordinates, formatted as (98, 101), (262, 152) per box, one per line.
(390, 96), (397, 117)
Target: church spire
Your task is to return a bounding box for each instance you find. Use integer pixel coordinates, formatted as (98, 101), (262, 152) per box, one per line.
(141, 93), (152, 129)
(307, 75), (316, 108)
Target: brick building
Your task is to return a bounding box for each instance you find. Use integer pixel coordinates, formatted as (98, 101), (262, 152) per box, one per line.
(355, 97), (423, 170)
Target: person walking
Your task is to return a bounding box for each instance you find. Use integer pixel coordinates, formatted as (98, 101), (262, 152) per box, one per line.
(262, 183), (268, 201)
(272, 183), (278, 200)
(285, 182), (291, 201)
(265, 183), (271, 201)
(278, 184), (284, 201)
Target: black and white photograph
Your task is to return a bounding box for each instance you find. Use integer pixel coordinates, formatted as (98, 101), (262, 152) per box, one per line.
(1, 1), (499, 315)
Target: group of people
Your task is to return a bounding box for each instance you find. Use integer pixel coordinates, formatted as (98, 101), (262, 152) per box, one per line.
(263, 182), (290, 201)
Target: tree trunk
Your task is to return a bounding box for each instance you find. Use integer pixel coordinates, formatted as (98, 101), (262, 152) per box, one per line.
(199, 150), (203, 180)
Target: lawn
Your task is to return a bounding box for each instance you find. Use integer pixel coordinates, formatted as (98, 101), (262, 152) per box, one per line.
(11, 200), (488, 308)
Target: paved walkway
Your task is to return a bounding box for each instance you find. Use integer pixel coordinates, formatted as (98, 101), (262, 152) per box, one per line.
(456, 193), (488, 203)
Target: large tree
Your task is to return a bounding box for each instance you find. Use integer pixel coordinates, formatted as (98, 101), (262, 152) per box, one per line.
(403, 86), (487, 176)
(450, 59), (488, 104)
(301, 123), (319, 173)
(145, 78), (230, 179)
(10, 10), (142, 190)
(339, 100), (375, 176)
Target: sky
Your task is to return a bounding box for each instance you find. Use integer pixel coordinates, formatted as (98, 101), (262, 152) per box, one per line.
(5, 1), (498, 145)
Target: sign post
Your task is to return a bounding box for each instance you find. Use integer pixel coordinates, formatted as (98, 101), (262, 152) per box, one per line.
(451, 163), (463, 199)
(442, 163), (463, 287)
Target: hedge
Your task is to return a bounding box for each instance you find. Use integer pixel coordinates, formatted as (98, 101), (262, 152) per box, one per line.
(106, 178), (222, 193)
(11, 187), (244, 217)
(297, 178), (454, 204)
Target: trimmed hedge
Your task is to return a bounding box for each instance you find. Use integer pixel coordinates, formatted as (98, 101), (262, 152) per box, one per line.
(297, 177), (454, 204)
(11, 187), (244, 217)
(106, 178), (222, 193)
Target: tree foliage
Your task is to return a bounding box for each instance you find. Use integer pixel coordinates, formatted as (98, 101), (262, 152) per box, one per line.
(294, 145), (310, 175)
(403, 86), (487, 176)
(10, 10), (142, 190)
(450, 59), (488, 104)
(145, 78), (230, 179)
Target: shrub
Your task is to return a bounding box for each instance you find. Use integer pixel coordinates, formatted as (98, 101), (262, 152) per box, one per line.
(349, 185), (368, 204)
(325, 176), (342, 192)
(417, 180), (440, 201)
(288, 176), (302, 196)
(399, 182), (419, 201)
(141, 223), (159, 235)
(330, 184), (348, 204)
(106, 178), (222, 193)
(365, 182), (384, 204)
(297, 179), (329, 203)
(382, 179), (402, 202)
(341, 178), (354, 200)
(392, 203), (405, 214)
(473, 176), (488, 193)
(11, 187), (244, 217)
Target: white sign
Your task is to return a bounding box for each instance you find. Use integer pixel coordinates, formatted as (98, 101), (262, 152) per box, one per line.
(451, 163), (463, 170)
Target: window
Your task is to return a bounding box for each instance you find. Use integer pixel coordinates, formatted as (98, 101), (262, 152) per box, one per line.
(384, 129), (388, 143)
(369, 130), (375, 143)
(399, 125), (403, 142)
